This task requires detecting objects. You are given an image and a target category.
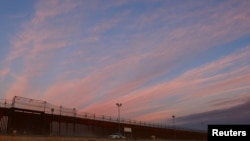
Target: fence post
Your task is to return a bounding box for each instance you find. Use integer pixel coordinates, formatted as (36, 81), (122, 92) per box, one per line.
(73, 108), (76, 136)
(59, 106), (62, 136)
(44, 101), (47, 113)
(12, 96), (16, 108)
(4, 99), (7, 108)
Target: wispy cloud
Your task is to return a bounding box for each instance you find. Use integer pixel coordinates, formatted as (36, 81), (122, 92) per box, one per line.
(209, 92), (250, 108)
(1, 0), (250, 129)
(4, 0), (81, 99)
(97, 46), (250, 120)
(0, 68), (9, 79)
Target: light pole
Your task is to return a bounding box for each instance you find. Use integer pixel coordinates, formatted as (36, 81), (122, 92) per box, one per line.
(201, 122), (204, 141)
(116, 103), (122, 133)
(172, 115), (176, 140)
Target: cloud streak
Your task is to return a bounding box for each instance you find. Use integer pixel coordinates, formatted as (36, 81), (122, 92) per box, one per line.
(1, 0), (250, 129)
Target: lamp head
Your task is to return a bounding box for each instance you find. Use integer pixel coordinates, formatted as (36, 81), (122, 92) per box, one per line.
(116, 103), (122, 107)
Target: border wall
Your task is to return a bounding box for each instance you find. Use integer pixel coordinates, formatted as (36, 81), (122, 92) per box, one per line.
(0, 96), (207, 140)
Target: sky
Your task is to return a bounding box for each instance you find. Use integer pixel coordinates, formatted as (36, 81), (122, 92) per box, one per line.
(0, 0), (250, 131)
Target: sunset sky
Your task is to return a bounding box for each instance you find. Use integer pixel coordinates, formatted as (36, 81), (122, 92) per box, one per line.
(0, 0), (250, 130)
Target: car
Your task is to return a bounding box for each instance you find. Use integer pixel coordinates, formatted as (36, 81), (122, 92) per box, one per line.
(108, 132), (126, 139)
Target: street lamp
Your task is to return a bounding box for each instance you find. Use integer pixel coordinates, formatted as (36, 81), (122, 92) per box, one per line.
(172, 115), (175, 127)
(172, 115), (176, 140)
(116, 103), (122, 133)
(201, 122), (204, 141)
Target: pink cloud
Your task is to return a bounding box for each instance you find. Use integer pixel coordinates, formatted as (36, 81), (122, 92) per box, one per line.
(4, 0), (82, 99)
(42, 52), (148, 108)
(154, 1), (250, 55)
(5, 0), (82, 63)
(134, 109), (176, 123)
(43, 80), (96, 107)
(105, 46), (250, 120)
(2, 0), (250, 124)
(5, 75), (29, 99)
(209, 92), (250, 109)
(91, 18), (122, 34)
(187, 72), (250, 100)
(32, 0), (78, 24)
(57, 44), (249, 121)
(41, 45), (180, 117)
(0, 68), (9, 79)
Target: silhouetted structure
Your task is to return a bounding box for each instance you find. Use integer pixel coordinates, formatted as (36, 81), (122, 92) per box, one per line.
(0, 96), (207, 140)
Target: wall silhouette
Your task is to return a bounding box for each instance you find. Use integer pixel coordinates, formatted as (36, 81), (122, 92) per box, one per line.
(0, 96), (207, 140)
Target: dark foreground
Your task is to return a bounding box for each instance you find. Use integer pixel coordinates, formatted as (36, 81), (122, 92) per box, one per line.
(0, 135), (206, 141)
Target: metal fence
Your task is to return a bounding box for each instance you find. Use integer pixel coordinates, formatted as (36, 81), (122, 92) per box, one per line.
(0, 96), (203, 133)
